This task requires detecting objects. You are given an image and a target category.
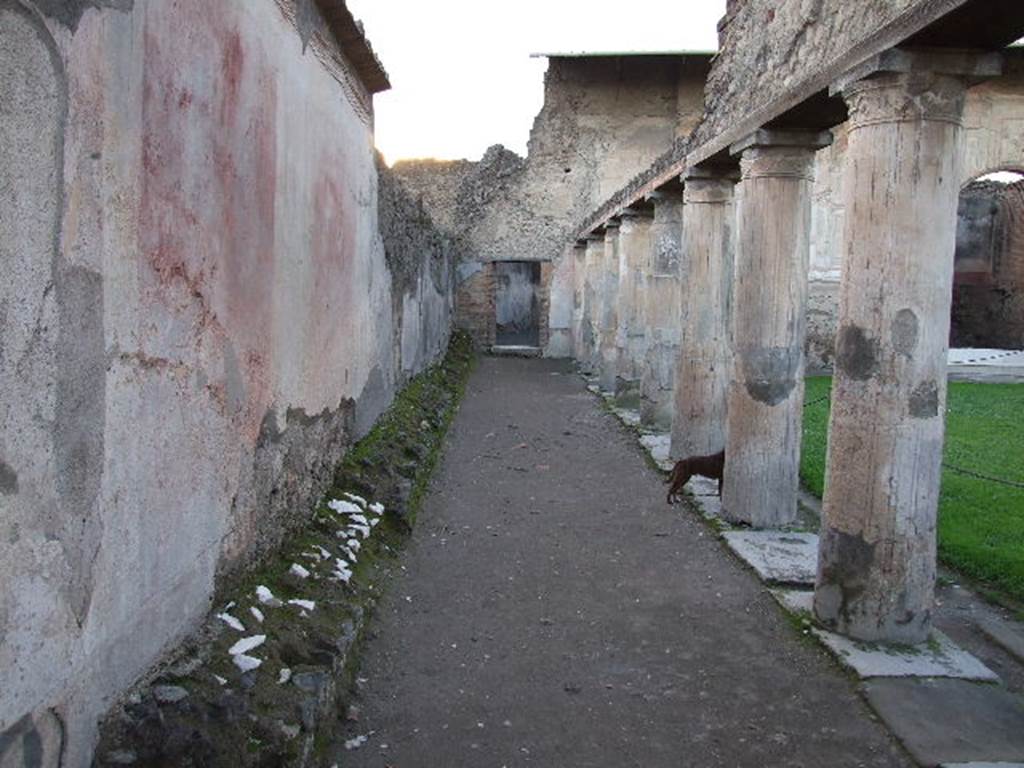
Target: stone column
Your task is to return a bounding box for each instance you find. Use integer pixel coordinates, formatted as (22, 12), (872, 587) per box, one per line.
(641, 191), (683, 431)
(671, 170), (736, 460)
(722, 130), (830, 527)
(598, 220), (621, 393)
(581, 233), (605, 375)
(815, 50), (1001, 644)
(572, 240), (588, 362)
(615, 209), (653, 406)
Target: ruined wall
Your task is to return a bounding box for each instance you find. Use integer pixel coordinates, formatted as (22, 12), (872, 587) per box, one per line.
(377, 161), (456, 379)
(693, 0), (970, 162)
(0, 2), (451, 765)
(394, 54), (711, 354)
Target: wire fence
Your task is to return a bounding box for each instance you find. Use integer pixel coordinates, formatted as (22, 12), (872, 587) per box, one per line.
(941, 463), (1024, 489)
(802, 390), (1024, 490)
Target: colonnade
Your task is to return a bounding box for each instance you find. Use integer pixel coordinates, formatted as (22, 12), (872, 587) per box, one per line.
(572, 48), (1001, 644)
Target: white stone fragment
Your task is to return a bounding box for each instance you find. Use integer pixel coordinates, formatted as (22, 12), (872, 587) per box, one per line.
(289, 563), (311, 579)
(332, 560), (353, 583)
(369, 518), (380, 528)
(349, 514), (369, 526)
(288, 599), (316, 612)
(347, 540), (361, 553)
(343, 493), (368, 508)
(328, 499), (363, 515)
(315, 545), (332, 560)
(232, 654), (262, 673)
(256, 585), (277, 605)
(344, 735), (368, 750)
(228, 635), (266, 656)
(369, 502), (384, 515)
(278, 668), (292, 684)
(217, 612), (245, 632)
(349, 524), (371, 539)
(214, 675), (227, 686)
(250, 607), (264, 624)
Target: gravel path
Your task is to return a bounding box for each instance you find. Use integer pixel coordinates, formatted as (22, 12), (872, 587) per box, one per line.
(336, 357), (911, 767)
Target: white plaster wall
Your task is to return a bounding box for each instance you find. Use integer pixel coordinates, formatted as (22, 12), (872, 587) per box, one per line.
(0, 2), (449, 765)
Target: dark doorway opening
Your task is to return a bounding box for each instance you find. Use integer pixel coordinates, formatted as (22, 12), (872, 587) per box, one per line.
(495, 261), (541, 347)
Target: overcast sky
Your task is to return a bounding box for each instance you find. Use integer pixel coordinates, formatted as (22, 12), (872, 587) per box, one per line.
(346, 0), (726, 164)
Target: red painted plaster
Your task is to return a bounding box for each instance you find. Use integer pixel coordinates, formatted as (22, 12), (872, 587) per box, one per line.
(140, 2), (278, 440)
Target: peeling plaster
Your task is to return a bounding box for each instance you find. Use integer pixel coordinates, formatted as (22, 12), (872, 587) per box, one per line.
(0, 459), (18, 495)
(836, 324), (880, 381)
(891, 308), (919, 357)
(816, 529), (877, 628)
(740, 346), (799, 406)
(908, 380), (940, 419)
(32, 0), (133, 31)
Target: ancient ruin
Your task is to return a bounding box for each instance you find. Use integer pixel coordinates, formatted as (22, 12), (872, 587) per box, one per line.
(2, 0), (1024, 766)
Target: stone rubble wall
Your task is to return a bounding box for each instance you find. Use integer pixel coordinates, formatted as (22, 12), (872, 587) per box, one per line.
(393, 55), (711, 355)
(0, 2), (453, 766)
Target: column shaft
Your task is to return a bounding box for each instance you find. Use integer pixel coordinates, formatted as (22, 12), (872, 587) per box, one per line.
(815, 66), (980, 643)
(671, 175), (734, 460)
(598, 223), (621, 392)
(723, 132), (827, 527)
(615, 213), (652, 405)
(571, 243), (587, 362)
(641, 194), (683, 430)
(581, 236), (604, 374)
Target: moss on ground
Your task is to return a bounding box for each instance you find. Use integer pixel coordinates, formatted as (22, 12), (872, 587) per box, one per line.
(95, 332), (475, 768)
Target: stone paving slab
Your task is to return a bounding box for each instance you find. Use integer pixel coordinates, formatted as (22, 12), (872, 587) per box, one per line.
(688, 476), (723, 519)
(611, 407), (640, 427)
(979, 618), (1024, 665)
(863, 678), (1024, 767)
(638, 432), (673, 471)
(722, 530), (818, 586)
(770, 588), (815, 614)
(769, 589), (998, 681)
(814, 628), (999, 682)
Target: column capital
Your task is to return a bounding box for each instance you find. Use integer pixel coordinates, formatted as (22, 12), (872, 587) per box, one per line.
(585, 231), (605, 243)
(682, 164), (740, 183)
(646, 188), (684, 203)
(831, 47), (1003, 96)
(604, 218), (622, 232)
(832, 48), (1002, 132)
(730, 130), (832, 182)
(619, 205), (654, 220)
(573, 239), (589, 250)
(730, 129), (833, 156)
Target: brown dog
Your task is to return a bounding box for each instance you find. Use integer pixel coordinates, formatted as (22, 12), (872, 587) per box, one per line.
(666, 450), (725, 503)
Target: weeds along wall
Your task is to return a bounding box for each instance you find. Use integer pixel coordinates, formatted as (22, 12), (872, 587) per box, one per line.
(0, 1), (453, 765)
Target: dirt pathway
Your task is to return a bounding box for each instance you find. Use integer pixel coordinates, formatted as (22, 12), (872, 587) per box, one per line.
(336, 357), (910, 767)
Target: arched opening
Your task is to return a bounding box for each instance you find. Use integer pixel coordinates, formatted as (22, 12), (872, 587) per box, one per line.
(950, 169), (1024, 349)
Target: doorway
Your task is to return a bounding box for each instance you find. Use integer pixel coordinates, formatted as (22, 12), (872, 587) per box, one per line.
(494, 261), (541, 347)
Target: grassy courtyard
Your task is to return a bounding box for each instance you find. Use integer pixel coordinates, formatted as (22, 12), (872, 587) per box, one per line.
(801, 377), (1024, 603)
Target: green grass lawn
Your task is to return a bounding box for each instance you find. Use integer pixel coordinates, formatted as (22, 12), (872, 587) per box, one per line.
(801, 377), (1024, 602)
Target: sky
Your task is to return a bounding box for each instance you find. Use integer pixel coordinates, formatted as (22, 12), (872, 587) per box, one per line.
(346, 0), (726, 164)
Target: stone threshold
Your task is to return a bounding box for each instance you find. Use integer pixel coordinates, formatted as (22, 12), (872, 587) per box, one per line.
(490, 345), (541, 357)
